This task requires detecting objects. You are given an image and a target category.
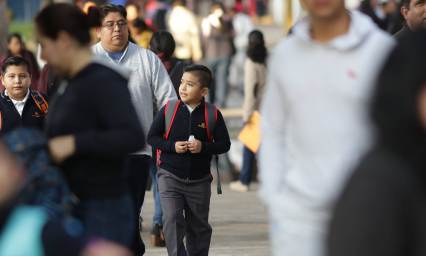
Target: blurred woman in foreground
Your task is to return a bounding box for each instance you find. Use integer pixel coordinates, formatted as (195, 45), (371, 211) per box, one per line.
(328, 30), (426, 256)
(35, 3), (145, 246)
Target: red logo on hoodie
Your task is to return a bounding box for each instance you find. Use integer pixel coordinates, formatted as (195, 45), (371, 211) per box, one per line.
(348, 70), (358, 79)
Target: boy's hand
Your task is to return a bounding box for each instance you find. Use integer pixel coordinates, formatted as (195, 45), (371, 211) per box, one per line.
(188, 140), (202, 153)
(175, 141), (188, 153)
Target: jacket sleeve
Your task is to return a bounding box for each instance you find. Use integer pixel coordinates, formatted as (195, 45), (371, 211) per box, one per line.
(242, 59), (258, 123)
(200, 110), (231, 155)
(258, 51), (288, 207)
(73, 73), (145, 157)
(147, 106), (177, 153)
(150, 52), (178, 113)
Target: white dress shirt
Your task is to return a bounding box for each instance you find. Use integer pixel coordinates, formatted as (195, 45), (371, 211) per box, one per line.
(5, 89), (30, 117)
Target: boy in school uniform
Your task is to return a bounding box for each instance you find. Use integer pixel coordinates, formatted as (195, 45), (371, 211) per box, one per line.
(0, 57), (48, 135)
(147, 65), (231, 256)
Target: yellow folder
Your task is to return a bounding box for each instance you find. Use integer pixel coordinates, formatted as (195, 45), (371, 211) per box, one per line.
(238, 111), (262, 153)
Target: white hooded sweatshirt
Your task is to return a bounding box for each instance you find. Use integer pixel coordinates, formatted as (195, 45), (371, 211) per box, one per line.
(258, 12), (395, 256)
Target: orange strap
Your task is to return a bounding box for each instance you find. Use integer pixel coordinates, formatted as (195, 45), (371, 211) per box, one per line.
(30, 91), (49, 115)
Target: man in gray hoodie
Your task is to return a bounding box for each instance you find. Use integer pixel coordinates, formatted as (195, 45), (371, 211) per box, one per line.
(91, 4), (177, 256)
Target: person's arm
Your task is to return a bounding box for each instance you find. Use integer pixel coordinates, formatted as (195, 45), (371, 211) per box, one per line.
(199, 110), (231, 155)
(189, 13), (202, 62)
(242, 60), (258, 123)
(147, 106), (177, 153)
(72, 73), (145, 158)
(150, 52), (178, 112)
(258, 52), (288, 206)
(328, 176), (410, 256)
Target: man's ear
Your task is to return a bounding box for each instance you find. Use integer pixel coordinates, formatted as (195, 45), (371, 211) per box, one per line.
(95, 27), (102, 39)
(201, 87), (209, 97)
(0, 76), (4, 85)
(401, 6), (409, 20)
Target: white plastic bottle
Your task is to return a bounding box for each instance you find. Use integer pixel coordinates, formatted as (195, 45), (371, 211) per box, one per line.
(188, 135), (195, 142)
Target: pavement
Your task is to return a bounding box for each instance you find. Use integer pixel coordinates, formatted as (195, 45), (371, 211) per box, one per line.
(141, 183), (270, 256)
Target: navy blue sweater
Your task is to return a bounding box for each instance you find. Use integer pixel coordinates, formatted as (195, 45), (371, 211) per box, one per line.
(47, 63), (145, 200)
(147, 100), (231, 180)
(0, 89), (48, 135)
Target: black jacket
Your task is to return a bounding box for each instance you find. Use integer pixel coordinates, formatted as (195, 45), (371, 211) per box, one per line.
(328, 145), (426, 256)
(393, 25), (413, 41)
(147, 100), (231, 180)
(47, 63), (145, 200)
(0, 89), (48, 135)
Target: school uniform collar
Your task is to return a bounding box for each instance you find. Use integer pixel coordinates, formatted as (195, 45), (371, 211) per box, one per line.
(182, 98), (205, 113)
(4, 89), (30, 106)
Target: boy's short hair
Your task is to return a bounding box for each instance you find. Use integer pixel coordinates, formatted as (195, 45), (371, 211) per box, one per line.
(183, 65), (212, 89)
(1, 57), (32, 77)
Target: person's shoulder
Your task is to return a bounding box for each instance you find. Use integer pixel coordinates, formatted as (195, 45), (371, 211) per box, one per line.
(90, 41), (103, 53)
(128, 42), (158, 61)
(393, 26), (412, 41)
(79, 63), (128, 85)
(351, 146), (421, 193)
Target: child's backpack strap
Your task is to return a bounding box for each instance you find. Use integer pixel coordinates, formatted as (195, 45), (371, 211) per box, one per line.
(164, 99), (181, 139)
(205, 101), (217, 142)
(204, 101), (222, 194)
(30, 90), (49, 115)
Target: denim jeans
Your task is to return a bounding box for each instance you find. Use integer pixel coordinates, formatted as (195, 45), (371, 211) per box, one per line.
(150, 148), (163, 225)
(205, 56), (232, 107)
(240, 146), (256, 186)
(73, 194), (134, 247)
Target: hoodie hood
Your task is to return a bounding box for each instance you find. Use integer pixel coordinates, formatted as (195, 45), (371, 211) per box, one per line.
(292, 11), (379, 51)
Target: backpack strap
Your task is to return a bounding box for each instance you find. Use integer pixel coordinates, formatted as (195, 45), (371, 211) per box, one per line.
(30, 90), (48, 115)
(204, 101), (222, 194)
(164, 99), (180, 139)
(204, 101), (217, 142)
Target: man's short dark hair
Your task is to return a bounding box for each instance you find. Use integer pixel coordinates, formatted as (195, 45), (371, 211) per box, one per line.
(8, 33), (22, 44)
(1, 57), (31, 77)
(100, 3), (127, 21)
(403, 0), (411, 9)
(183, 65), (212, 89)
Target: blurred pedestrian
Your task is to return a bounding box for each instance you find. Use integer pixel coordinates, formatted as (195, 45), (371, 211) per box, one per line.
(0, 141), (133, 256)
(92, 3), (177, 255)
(227, 7), (254, 92)
(360, 0), (387, 29)
(201, 3), (234, 108)
(328, 30), (426, 256)
(147, 65), (231, 256)
(393, 0), (426, 40)
(145, 0), (172, 31)
(230, 30), (266, 192)
(37, 63), (63, 97)
(130, 18), (153, 49)
(168, 0), (203, 64)
(0, 34), (40, 91)
(150, 31), (189, 96)
(35, 3), (145, 247)
(0, 57), (48, 135)
(147, 30), (189, 247)
(258, 0), (395, 255)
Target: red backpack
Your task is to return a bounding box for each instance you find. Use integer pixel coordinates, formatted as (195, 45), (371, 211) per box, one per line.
(157, 99), (222, 194)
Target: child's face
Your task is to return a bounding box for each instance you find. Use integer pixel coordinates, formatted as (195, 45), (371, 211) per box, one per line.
(179, 72), (209, 104)
(0, 65), (31, 101)
(0, 145), (25, 206)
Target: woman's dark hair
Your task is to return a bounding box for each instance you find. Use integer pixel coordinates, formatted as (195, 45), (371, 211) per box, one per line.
(35, 3), (101, 46)
(183, 65), (212, 89)
(8, 33), (22, 44)
(149, 31), (176, 60)
(360, 0), (373, 13)
(132, 18), (147, 31)
(247, 30), (267, 64)
(100, 3), (127, 21)
(1, 57), (31, 77)
(371, 29), (426, 171)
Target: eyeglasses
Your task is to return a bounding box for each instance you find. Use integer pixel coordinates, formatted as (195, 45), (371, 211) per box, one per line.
(102, 21), (128, 30)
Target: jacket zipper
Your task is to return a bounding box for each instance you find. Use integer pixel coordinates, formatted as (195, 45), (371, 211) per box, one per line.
(187, 103), (201, 180)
